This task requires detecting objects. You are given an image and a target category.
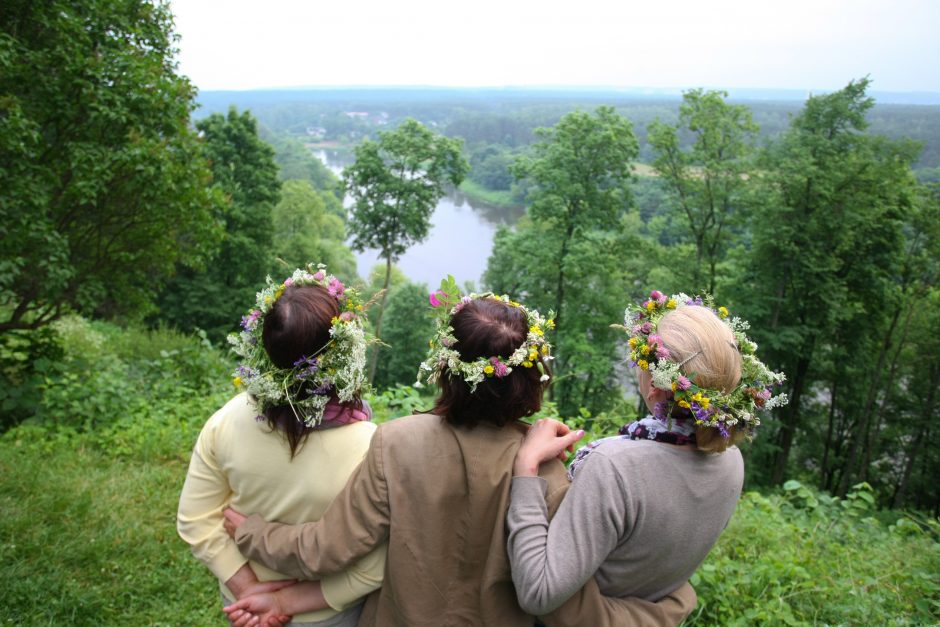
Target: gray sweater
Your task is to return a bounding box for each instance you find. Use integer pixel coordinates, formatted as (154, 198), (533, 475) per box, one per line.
(507, 438), (743, 614)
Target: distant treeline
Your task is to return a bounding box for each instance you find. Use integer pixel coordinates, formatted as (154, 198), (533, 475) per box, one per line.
(197, 89), (940, 172)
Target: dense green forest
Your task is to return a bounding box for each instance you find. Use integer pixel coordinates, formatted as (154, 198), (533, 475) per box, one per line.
(2, 0), (939, 624)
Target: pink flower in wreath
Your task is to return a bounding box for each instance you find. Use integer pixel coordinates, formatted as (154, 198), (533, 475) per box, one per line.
(490, 357), (509, 378)
(313, 270), (326, 281)
(429, 290), (444, 307)
(676, 375), (692, 390)
(650, 290), (667, 305)
(327, 277), (345, 299)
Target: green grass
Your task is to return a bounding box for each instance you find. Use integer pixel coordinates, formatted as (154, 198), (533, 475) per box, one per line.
(0, 438), (220, 625)
(458, 179), (521, 208)
(1, 317), (938, 624)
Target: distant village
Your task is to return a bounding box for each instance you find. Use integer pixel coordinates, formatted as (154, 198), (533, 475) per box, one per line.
(305, 110), (390, 140)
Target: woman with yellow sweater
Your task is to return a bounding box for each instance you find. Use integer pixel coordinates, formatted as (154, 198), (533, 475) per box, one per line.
(177, 265), (386, 626)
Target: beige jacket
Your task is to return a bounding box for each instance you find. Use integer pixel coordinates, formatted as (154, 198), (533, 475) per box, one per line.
(235, 413), (696, 626)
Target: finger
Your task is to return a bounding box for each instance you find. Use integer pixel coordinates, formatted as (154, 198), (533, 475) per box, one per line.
(560, 430), (585, 451)
(553, 430), (585, 459)
(226, 609), (248, 627)
(224, 600), (249, 613)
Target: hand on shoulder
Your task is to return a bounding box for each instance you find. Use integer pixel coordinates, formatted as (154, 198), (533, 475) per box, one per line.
(514, 418), (584, 477)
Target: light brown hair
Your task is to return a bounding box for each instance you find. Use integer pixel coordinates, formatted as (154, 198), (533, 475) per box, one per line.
(658, 305), (744, 453)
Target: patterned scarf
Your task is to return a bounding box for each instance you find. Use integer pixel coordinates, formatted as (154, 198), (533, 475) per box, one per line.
(619, 414), (697, 445)
(566, 413), (696, 480)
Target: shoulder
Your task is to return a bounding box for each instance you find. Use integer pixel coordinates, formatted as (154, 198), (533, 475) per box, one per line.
(581, 437), (663, 469)
(375, 413), (444, 440)
(202, 393), (258, 433)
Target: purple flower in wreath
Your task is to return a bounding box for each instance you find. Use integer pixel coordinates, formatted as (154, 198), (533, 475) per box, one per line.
(241, 309), (262, 331)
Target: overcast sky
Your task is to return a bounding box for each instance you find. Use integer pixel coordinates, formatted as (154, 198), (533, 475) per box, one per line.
(169, 0), (940, 93)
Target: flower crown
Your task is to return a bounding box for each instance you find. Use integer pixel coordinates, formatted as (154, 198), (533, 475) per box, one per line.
(227, 264), (369, 427)
(617, 290), (788, 439)
(415, 275), (554, 392)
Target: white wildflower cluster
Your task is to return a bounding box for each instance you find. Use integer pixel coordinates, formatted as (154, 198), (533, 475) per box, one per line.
(650, 360), (681, 390)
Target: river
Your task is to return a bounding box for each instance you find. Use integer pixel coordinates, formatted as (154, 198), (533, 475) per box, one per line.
(314, 150), (524, 288)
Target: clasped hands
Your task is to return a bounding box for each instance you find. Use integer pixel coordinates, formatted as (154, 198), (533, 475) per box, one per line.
(221, 508), (292, 627)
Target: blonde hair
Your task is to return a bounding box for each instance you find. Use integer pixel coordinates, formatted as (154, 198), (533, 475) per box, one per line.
(658, 306), (745, 453)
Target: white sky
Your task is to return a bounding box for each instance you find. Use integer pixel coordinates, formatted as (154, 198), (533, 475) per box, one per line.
(169, 0), (940, 93)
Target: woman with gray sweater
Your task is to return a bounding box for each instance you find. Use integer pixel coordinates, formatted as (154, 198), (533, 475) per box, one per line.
(507, 293), (787, 613)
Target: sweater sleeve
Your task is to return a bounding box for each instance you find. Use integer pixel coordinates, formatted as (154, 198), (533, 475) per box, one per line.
(177, 414), (247, 583)
(507, 453), (626, 616)
(319, 542), (388, 611)
(234, 426), (391, 579)
(543, 579), (698, 627)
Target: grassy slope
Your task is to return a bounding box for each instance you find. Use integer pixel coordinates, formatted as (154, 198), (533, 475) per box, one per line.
(0, 439), (219, 625)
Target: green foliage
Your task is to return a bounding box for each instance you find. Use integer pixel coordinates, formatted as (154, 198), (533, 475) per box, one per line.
(372, 282), (436, 389)
(366, 384), (434, 423)
(489, 107), (641, 415)
(459, 179), (521, 209)
(0, 326), (64, 430)
(733, 78), (922, 487)
(271, 135), (344, 201)
(648, 89), (758, 295)
(0, 316), (231, 450)
(687, 484), (940, 625)
(156, 107), (281, 342)
(0, 0), (225, 332)
(271, 180), (357, 281)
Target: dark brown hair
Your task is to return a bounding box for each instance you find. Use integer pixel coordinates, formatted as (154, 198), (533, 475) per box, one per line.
(431, 297), (549, 428)
(260, 284), (341, 457)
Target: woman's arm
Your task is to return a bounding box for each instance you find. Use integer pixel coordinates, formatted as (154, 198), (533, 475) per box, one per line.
(508, 451), (626, 616)
(318, 543), (387, 611)
(177, 413), (250, 584)
(226, 427), (391, 579)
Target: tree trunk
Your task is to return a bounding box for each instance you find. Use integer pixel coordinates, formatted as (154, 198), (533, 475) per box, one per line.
(892, 364), (938, 508)
(837, 305), (901, 496)
(367, 255), (392, 384)
(819, 380), (838, 490)
(771, 352), (811, 485)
